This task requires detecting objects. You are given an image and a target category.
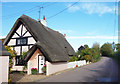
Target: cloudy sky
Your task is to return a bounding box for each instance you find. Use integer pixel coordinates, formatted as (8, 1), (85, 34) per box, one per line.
(1, 1), (119, 51)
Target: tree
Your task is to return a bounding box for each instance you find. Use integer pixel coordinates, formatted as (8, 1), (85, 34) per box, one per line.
(92, 42), (100, 50)
(84, 44), (89, 49)
(116, 43), (120, 51)
(100, 43), (113, 57)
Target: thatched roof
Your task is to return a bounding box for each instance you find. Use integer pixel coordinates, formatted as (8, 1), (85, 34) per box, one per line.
(0, 40), (10, 56)
(3, 15), (75, 62)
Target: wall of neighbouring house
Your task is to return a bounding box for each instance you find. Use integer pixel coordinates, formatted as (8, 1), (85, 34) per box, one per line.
(46, 61), (68, 76)
(27, 49), (42, 75)
(0, 56), (9, 83)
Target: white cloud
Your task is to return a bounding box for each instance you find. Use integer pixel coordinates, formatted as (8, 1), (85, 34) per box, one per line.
(0, 36), (6, 39)
(67, 36), (118, 39)
(56, 29), (73, 33)
(87, 31), (97, 35)
(67, 3), (117, 15)
(67, 4), (80, 12)
(81, 3), (115, 16)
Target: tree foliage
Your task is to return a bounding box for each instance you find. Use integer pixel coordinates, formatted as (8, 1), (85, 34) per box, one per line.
(100, 43), (113, 57)
(84, 44), (89, 49)
(69, 56), (78, 62)
(75, 43), (101, 62)
(116, 43), (120, 51)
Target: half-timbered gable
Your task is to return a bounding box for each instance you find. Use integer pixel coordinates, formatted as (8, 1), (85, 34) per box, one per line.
(4, 17), (37, 65)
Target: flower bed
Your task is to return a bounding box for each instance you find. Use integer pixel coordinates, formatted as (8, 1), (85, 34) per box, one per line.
(31, 68), (37, 74)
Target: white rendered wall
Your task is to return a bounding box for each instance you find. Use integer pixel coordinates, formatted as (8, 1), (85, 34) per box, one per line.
(0, 56), (9, 83)
(14, 46), (20, 55)
(22, 46), (28, 52)
(46, 61), (67, 76)
(27, 49), (42, 75)
(7, 39), (16, 46)
(28, 37), (36, 44)
(16, 25), (22, 35)
(67, 60), (86, 69)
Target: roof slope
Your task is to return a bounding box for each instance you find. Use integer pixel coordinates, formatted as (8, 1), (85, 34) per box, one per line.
(4, 15), (75, 62)
(0, 40), (10, 56)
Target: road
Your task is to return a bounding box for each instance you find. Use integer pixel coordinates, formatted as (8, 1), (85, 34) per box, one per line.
(37, 57), (120, 82)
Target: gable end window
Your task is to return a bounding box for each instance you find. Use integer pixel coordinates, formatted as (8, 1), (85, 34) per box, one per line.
(16, 38), (27, 45)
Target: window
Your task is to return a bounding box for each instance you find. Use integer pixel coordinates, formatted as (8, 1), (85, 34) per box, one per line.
(15, 56), (24, 65)
(16, 38), (27, 45)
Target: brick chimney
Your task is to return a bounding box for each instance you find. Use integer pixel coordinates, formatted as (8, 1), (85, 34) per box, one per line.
(41, 16), (47, 26)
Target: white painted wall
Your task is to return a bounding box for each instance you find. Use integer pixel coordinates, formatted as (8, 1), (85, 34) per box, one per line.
(0, 56), (9, 83)
(22, 46), (28, 52)
(28, 37), (36, 44)
(16, 25), (22, 35)
(22, 25), (27, 35)
(27, 49), (42, 75)
(24, 32), (31, 37)
(7, 39), (16, 46)
(46, 60), (86, 76)
(14, 46), (20, 55)
(12, 33), (19, 38)
(46, 61), (67, 76)
(67, 60), (86, 69)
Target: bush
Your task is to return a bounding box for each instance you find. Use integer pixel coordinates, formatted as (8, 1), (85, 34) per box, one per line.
(42, 64), (46, 73)
(81, 55), (92, 62)
(76, 43), (101, 62)
(42, 66), (46, 73)
(31, 68), (38, 74)
(69, 56), (78, 62)
(100, 43), (113, 57)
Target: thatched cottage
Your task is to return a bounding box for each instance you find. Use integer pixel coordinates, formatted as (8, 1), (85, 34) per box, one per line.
(3, 15), (75, 75)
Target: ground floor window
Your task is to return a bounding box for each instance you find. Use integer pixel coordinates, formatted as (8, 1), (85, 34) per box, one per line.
(15, 56), (24, 65)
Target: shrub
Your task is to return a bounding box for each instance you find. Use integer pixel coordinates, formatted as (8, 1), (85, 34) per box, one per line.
(77, 43), (101, 62)
(69, 56), (78, 62)
(81, 55), (92, 62)
(31, 68), (38, 74)
(100, 43), (113, 57)
(42, 64), (46, 73)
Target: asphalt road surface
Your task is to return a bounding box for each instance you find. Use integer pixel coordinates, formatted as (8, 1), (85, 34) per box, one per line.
(38, 57), (120, 82)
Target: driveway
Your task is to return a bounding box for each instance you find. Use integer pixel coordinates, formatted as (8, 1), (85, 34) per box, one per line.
(37, 57), (119, 82)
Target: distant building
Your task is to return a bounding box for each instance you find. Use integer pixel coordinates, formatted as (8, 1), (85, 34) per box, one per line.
(78, 46), (85, 51)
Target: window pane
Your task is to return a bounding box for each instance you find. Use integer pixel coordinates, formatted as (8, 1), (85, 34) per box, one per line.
(17, 38), (27, 45)
(17, 39), (20, 44)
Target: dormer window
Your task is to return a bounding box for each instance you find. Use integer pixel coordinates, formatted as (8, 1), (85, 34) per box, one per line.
(16, 38), (27, 45)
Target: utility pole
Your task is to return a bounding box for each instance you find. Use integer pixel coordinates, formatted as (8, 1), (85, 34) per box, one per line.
(38, 6), (43, 20)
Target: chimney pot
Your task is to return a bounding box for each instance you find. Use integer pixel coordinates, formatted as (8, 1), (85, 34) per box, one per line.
(43, 16), (45, 20)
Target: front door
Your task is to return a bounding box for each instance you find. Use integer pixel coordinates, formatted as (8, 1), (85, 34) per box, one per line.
(38, 55), (45, 73)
